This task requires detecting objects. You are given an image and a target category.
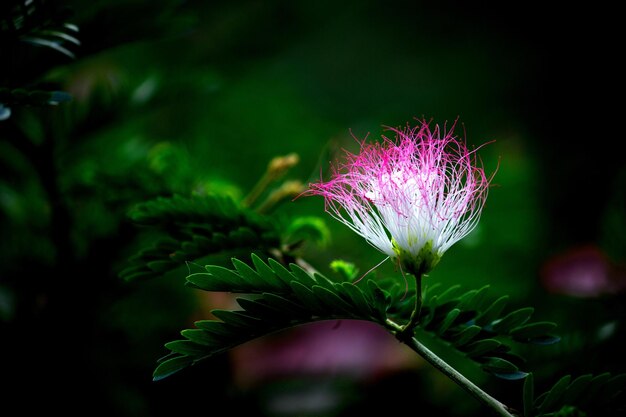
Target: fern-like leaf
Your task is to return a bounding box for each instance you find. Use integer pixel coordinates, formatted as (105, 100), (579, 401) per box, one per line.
(383, 282), (560, 380)
(0, 88), (72, 107)
(524, 371), (626, 416)
(153, 255), (389, 380)
(0, 1), (78, 119)
(0, 0), (79, 59)
(119, 195), (280, 281)
(155, 258), (561, 384)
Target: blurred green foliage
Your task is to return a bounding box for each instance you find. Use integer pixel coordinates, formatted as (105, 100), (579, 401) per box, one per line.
(1, 0), (624, 416)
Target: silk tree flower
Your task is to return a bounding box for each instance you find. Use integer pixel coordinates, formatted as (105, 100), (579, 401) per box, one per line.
(307, 120), (493, 274)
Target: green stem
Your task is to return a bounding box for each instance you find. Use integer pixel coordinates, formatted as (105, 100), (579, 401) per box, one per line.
(398, 270), (423, 339)
(387, 265), (518, 416)
(405, 336), (518, 417)
(243, 171), (272, 207)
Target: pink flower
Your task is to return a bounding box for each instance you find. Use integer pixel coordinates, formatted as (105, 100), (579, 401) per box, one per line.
(540, 245), (626, 297)
(308, 120), (493, 273)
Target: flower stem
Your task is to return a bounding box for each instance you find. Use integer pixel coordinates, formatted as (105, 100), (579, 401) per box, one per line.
(389, 266), (518, 417)
(243, 171), (273, 207)
(396, 264), (426, 342)
(404, 336), (518, 417)
(398, 265), (424, 340)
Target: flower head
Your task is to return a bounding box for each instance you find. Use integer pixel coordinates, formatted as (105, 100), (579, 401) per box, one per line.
(307, 120), (493, 274)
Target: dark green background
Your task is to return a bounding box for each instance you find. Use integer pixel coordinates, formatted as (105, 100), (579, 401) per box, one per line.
(1, 1), (624, 416)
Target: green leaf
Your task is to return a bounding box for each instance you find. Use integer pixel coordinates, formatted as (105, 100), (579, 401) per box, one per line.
(534, 392), (548, 410)
(577, 372), (611, 407)
(438, 308), (461, 335)
(286, 216), (331, 246)
(230, 227), (257, 244)
(288, 263), (318, 288)
(194, 320), (237, 337)
(210, 309), (261, 327)
(494, 371), (528, 381)
(37, 29), (80, 45)
(192, 234), (213, 248)
(330, 260), (359, 281)
(601, 373), (626, 402)
(537, 374), (571, 413)
(491, 307), (534, 333)
(153, 238), (178, 251)
(457, 288), (478, 307)
(180, 329), (220, 347)
(311, 272), (338, 293)
(289, 281), (322, 311)
(186, 272), (236, 292)
(181, 241), (199, 253)
(21, 36), (76, 58)
(339, 282), (375, 318)
(206, 233), (225, 248)
(170, 251), (188, 262)
(528, 334), (561, 345)
(203, 263), (257, 292)
(481, 356), (519, 374)
(153, 356), (194, 381)
(464, 339), (502, 358)
(146, 260), (174, 273)
(589, 371), (611, 386)
(510, 321), (557, 340)
(136, 247), (168, 260)
(122, 195), (280, 281)
(268, 258), (299, 286)
(458, 285), (490, 310)
(421, 305), (455, 335)
(420, 297), (437, 327)
(0, 87), (73, 107)
(231, 258), (261, 283)
(164, 340), (208, 356)
(367, 280), (389, 318)
(475, 295), (509, 326)
(48, 91), (73, 104)
(437, 284), (462, 304)
(236, 297), (289, 321)
(120, 270), (156, 282)
(561, 374), (593, 406)
(261, 293), (311, 318)
(524, 372), (534, 417)
(450, 325), (482, 347)
(311, 285), (355, 315)
(423, 283), (442, 299)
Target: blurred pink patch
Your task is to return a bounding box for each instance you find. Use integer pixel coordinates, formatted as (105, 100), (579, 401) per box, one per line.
(541, 245), (626, 297)
(230, 319), (420, 388)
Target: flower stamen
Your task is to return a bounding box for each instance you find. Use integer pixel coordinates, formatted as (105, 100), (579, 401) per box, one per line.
(306, 119), (494, 274)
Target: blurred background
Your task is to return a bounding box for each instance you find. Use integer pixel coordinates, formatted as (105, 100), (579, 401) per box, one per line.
(1, 0), (624, 416)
